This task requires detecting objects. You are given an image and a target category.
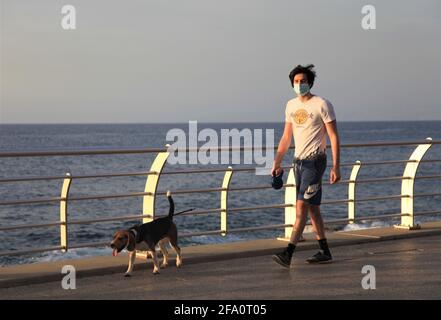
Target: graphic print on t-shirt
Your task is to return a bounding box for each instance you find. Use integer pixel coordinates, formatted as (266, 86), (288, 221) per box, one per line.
(293, 108), (312, 125)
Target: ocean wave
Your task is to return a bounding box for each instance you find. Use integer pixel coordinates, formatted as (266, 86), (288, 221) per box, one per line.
(340, 220), (393, 231)
(29, 247), (112, 264)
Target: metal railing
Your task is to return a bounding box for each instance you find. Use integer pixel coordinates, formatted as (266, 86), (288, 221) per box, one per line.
(0, 138), (440, 257)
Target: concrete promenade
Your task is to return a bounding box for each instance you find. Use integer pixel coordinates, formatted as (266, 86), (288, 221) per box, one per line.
(1, 222), (440, 299)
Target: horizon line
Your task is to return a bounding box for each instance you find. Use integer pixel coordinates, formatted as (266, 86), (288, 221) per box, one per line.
(1, 119), (440, 125)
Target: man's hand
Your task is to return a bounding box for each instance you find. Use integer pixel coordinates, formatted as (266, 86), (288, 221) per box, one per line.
(330, 166), (341, 184)
(271, 162), (283, 176)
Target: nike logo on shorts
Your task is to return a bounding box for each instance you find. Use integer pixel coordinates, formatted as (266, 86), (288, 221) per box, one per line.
(303, 183), (321, 199)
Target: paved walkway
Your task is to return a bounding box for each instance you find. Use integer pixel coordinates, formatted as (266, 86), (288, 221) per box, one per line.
(0, 223), (440, 299)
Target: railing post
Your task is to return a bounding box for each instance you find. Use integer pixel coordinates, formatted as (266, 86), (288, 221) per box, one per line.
(395, 137), (432, 230)
(142, 145), (170, 223)
(348, 161), (362, 224)
(278, 167), (296, 240)
(221, 166), (233, 236)
(60, 172), (72, 252)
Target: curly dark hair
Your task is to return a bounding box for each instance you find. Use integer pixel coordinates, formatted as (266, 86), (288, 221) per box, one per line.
(288, 64), (316, 88)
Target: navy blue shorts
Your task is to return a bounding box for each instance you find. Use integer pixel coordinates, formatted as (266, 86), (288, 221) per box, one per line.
(294, 153), (327, 205)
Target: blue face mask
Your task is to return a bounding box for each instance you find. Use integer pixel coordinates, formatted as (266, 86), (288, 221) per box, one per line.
(293, 83), (310, 96)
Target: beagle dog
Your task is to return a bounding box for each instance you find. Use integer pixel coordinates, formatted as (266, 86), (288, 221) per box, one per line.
(110, 191), (192, 276)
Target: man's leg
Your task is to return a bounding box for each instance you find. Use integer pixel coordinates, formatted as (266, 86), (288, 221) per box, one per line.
(307, 204), (332, 263)
(272, 200), (308, 268)
(309, 205), (325, 240)
(290, 200), (309, 244)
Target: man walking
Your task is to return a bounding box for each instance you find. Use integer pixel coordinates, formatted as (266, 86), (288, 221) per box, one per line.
(271, 64), (341, 268)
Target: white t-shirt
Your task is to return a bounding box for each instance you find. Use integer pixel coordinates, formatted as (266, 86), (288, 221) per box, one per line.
(285, 95), (336, 159)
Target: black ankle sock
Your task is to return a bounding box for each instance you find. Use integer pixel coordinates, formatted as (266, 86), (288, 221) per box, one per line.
(287, 243), (296, 255)
(318, 238), (332, 257)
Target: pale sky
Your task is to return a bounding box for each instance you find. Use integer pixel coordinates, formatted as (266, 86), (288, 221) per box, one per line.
(0, 0), (440, 123)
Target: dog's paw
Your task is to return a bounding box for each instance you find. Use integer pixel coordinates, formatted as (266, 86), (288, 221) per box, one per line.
(124, 273), (132, 278)
(160, 263), (168, 269)
(153, 270), (160, 275)
(166, 190), (171, 197)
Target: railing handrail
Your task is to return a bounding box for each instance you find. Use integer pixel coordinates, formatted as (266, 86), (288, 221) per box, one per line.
(0, 139), (440, 158)
(0, 182), (441, 208)
(1, 160), (440, 184)
(2, 190), (441, 232)
(2, 181), (441, 207)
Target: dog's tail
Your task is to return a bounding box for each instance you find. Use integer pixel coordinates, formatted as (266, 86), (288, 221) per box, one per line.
(166, 191), (195, 219)
(167, 191), (175, 218)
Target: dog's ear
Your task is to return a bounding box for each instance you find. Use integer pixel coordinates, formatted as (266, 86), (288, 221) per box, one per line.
(126, 231), (136, 252)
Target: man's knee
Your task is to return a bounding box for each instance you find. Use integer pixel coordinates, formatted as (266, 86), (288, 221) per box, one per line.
(296, 200), (309, 218)
(296, 200), (310, 210)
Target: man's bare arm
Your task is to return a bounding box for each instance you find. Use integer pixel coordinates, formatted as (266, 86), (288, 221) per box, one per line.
(324, 120), (341, 184)
(271, 122), (293, 176)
